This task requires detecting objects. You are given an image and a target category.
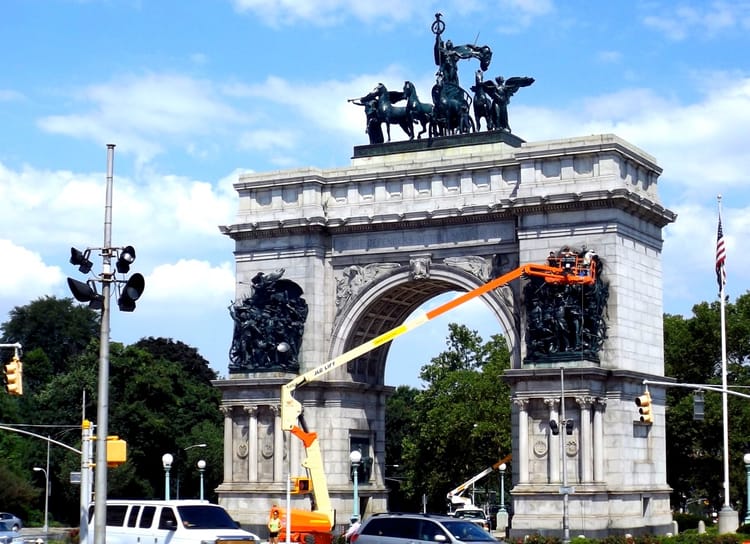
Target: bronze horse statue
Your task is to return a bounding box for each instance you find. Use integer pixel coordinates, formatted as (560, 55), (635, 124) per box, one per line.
(431, 78), (473, 136)
(403, 81), (434, 139)
(370, 83), (413, 141)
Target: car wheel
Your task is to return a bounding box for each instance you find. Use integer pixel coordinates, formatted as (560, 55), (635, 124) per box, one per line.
(12, 525), (19, 532)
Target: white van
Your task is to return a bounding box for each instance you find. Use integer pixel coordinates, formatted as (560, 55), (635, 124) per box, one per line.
(87, 500), (260, 544)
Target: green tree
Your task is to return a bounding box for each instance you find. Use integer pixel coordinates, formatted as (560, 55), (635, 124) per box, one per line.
(0, 296), (99, 378)
(664, 292), (750, 515)
(395, 324), (512, 512)
(0, 296), (225, 526)
(385, 386), (420, 511)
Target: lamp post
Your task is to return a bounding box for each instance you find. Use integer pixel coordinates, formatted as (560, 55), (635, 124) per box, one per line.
(177, 443), (207, 499)
(197, 460), (206, 501)
(33, 467), (49, 533)
(496, 463), (509, 538)
(499, 463), (507, 513)
(162, 453), (174, 500)
(744, 454), (750, 524)
(350, 450), (362, 523)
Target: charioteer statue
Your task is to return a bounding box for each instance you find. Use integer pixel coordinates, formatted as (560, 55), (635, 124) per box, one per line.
(350, 12), (535, 142)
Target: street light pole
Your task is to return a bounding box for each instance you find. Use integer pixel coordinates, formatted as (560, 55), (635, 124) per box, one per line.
(93, 144), (116, 544)
(33, 466), (49, 534)
(744, 454), (750, 524)
(350, 450), (362, 523)
(177, 443), (207, 499)
(162, 453), (174, 500)
(197, 460), (206, 501)
(559, 367), (570, 544)
(499, 463), (506, 513)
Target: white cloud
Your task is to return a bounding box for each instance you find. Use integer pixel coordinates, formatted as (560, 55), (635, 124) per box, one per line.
(230, 0), (551, 27)
(37, 73), (248, 167)
(642, 2), (748, 40)
(0, 240), (64, 299)
(145, 259), (235, 304)
(515, 75), (750, 189)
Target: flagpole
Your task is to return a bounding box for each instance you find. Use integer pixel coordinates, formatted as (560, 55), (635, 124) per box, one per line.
(716, 194), (737, 532)
(719, 194), (729, 507)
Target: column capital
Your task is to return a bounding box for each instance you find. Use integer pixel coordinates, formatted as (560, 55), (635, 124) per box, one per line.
(543, 397), (559, 410)
(220, 405), (234, 417)
(513, 397), (529, 409)
(594, 397), (608, 410)
(575, 395), (595, 408)
(243, 405), (259, 417)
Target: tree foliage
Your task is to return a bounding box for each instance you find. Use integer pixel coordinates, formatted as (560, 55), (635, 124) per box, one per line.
(0, 298), (223, 526)
(664, 292), (750, 515)
(387, 324), (512, 513)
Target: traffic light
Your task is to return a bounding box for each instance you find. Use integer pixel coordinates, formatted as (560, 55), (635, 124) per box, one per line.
(292, 477), (312, 494)
(565, 419), (574, 435)
(693, 391), (705, 421)
(4, 356), (23, 396)
(117, 273), (145, 312)
(106, 436), (127, 468)
(635, 390), (653, 424)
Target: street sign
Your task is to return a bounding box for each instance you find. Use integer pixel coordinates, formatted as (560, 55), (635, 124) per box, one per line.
(70, 471), (81, 484)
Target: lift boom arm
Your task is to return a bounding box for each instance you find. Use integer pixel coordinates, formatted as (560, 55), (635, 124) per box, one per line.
(279, 257), (595, 529)
(447, 453), (512, 503)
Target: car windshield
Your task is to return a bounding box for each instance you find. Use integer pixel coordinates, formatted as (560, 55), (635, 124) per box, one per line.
(456, 511), (483, 519)
(0, 522), (11, 532)
(441, 520), (494, 541)
(176, 505), (239, 529)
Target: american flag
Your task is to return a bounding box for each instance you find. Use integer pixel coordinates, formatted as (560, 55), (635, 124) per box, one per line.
(716, 214), (726, 291)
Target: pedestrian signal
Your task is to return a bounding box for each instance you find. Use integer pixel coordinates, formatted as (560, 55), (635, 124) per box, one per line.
(4, 356), (23, 396)
(292, 477), (312, 494)
(635, 390), (653, 424)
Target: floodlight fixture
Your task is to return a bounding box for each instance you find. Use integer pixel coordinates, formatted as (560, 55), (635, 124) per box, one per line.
(67, 277), (104, 310)
(116, 245), (136, 274)
(117, 273), (145, 312)
(70, 247), (94, 274)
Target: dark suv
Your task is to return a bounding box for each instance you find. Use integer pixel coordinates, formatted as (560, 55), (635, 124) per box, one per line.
(351, 512), (496, 544)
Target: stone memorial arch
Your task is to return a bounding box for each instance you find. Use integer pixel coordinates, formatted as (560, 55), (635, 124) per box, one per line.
(214, 131), (676, 538)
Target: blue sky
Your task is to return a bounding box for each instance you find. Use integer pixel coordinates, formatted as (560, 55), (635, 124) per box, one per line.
(1, 1), (748, 388)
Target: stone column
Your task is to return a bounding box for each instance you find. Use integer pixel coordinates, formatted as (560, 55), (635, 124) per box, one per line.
(514, 398), (530, 483)
(544, 398), (560, 483)
(272, 405), (284, 482)
(245, 406), (259, 482)
(576, 396), (593, 483)
(221, 406), (233, 483)
(593, 398), (607, 482)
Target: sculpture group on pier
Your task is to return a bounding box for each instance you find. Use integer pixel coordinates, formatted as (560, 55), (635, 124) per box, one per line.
(228, 269), (308, 373)
(523, 246), (609, 362)
(350, 13), (534, 144)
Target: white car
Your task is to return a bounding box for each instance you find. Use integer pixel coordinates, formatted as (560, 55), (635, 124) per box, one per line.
(87, 500), (260, 544)
(451, 509), (490, 531)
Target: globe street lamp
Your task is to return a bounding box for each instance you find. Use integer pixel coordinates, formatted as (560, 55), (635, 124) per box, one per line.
(197, 460), (207, 501)
(744, 453), (750, 524)
(33, 467), (49, 533)
(350, 450), (362, 523)
(162, 453), (174, 500)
